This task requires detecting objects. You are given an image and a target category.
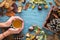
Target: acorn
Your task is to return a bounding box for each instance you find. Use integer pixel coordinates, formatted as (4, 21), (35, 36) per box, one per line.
(26, 33), (30, 38)
(38, 6), (42, 10)
(44, 5), (48, 9)
(26, 38), (30, 40)
(23, 0), (26, 4)
(32, 4), (35, 9)
(24, 2), (31, 10)
(36, 36), (39, 39)
(49, 2), (52, 5)
(18, 6), (23, 13)
(30, 34), (35, 40)
(4, 2), (10, 8)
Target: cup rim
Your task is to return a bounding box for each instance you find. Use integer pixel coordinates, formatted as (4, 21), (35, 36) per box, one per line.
(12, 19), (24, 29)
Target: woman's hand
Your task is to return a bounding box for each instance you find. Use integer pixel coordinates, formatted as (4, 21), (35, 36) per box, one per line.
(0, 16), (24, 40)
(5, 16), (24, 27)
(7, 16), (24, 34)
(0, 27), (23, 40)
(10, 16), (23, 21)
(8, 28), (22, 34)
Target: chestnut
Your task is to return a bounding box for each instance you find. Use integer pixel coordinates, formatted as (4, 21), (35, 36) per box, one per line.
(12, 3), (18, 13)
(38, 6), (42, 10)
(29, 26), (34, 31)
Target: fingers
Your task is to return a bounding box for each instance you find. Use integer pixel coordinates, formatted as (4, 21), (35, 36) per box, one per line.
(8, 27), (23, 34)
(13, 16), (23, 21)
(21, 22), (24, 30)
(9, 16), (24, 22)
(9, 28), (15, 30)
(14, 16), (24, 21)
(7, 16), (24, 34)
(15, 28), (22, 33)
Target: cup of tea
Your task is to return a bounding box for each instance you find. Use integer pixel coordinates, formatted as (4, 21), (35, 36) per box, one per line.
(12, 18), (24, 30)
